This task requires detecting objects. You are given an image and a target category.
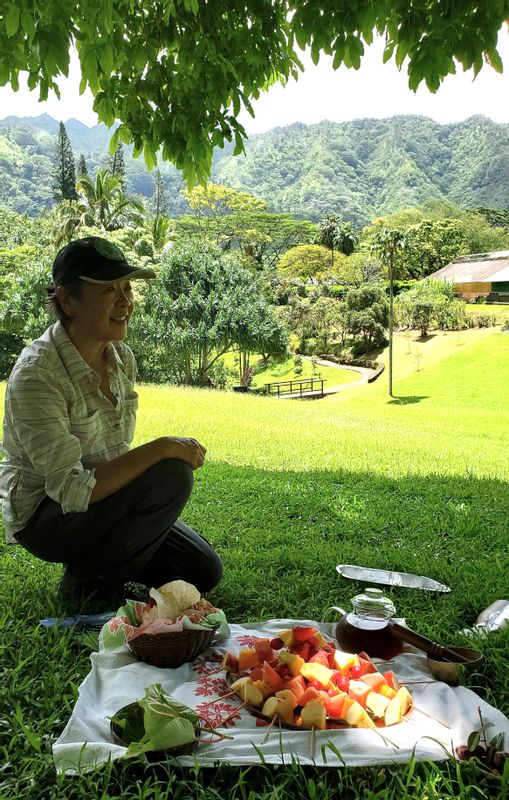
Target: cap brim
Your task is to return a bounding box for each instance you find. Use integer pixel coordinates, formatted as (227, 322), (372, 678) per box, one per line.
(78, 265), (156, 283)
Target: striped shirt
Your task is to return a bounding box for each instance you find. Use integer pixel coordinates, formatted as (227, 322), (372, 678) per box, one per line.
(0, 321), (138, 543)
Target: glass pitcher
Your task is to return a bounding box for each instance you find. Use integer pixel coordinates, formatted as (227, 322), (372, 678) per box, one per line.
(331, 587), (403, 659)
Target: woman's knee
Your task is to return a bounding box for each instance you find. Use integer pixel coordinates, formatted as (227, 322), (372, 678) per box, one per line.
(198, 549), (224, 593)
(143, 458), (194, 507)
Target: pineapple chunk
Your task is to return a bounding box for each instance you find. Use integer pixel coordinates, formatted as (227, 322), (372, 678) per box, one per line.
(278, 650), (305, 676)
(334, 650), (360, 672)
(344, 699), (366, 726)
(301, 698), (327, 730)
(396, 686), (412, 716)
(300, 662), (334, 687)
(242, 683), (264, 708)
(278, 629), (295, 647)
(262, 696), (279, 718)
(365, 691), (390, 719)
(384, 696), (402, 726)
(275, 689), (298, 710)
(230, 676), (251, 693)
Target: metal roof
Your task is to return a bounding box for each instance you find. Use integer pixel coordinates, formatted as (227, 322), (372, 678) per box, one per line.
(429, 251), (509, 283)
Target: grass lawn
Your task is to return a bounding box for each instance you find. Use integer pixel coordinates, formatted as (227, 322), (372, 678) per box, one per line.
(220, 351), (359, 390)
(464, 303), (509, 322)
(1, 329), (508, 799)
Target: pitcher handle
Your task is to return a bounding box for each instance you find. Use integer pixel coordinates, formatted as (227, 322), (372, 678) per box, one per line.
(322, 606), (346, 623)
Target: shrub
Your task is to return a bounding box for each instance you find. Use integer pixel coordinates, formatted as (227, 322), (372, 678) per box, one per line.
(435, 299), (468, 331)
(320, 351), (378, 369)
(345, 284), (389, 353)
(0, 332), (24, 379)
(471, 314), (498, 328)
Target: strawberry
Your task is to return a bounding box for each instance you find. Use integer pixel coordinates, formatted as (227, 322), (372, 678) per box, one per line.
(290, 642), (311, 661)
(293, 625), (318, 642)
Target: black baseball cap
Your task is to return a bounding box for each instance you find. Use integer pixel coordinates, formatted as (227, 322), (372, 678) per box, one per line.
(51, 237), (156, 287)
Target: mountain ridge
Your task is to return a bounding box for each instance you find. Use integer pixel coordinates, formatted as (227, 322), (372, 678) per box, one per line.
(0, 113), (507, 223)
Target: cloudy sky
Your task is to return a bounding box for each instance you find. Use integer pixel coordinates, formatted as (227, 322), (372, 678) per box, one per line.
(1, 32), (508, 134)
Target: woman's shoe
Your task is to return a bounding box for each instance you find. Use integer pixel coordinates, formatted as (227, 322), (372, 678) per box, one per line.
(56, 571), (126, 613)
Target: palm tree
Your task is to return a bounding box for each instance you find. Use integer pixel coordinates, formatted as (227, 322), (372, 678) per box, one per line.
(53, 169), (145, 245)
(318, 214), (358, 269)
(371, 227), (406, 397)
(76, 169), (144, 231)
(152, 215), (174, 251)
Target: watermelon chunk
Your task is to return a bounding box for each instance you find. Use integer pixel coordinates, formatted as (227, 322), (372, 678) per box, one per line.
(325, 691), (347, 720)
(284, 675), (306, 702)
(253, 638), (275, 663)
(262, 660), (284, 692)
(360, 672), (386, 690)
(299, 686), (322, 706)
(309, 649), (330, 668)
(348, 679), (371, 707)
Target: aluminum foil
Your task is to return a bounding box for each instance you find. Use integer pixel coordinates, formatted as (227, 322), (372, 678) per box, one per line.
(336, 564), (451, 593)
(475, 599), (509, 632)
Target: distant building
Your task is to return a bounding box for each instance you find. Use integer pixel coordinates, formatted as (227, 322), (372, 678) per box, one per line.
(428, 251), (509, 302)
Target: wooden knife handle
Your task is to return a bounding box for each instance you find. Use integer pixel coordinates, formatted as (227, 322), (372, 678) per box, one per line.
(389, 622), (471, 663)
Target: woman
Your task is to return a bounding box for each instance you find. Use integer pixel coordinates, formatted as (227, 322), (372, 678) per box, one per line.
(0, 236), (223, 608)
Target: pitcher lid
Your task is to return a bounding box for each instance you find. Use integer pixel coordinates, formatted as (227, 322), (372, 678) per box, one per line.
(351, 586), (396, 618)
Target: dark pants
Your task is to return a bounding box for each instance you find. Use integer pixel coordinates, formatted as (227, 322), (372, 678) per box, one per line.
(14, 459), (223, 593)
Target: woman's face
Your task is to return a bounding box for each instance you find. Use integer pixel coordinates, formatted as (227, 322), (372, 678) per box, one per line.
(58, 279), (135, 344)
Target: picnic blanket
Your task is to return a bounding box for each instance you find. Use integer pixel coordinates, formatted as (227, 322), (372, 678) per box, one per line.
(52, 619), (509, 774)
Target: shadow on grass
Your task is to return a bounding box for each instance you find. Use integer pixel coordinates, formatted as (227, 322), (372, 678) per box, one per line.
(415, 334), (437, 342)
(388, 395), (429, 405)
(1, 460), (509, 799)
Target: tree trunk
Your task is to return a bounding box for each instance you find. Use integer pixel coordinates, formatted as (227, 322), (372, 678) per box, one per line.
(388, 254), (394, 398)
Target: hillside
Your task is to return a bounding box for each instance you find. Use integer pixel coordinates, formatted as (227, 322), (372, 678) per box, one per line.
(0, 113), (508, 224)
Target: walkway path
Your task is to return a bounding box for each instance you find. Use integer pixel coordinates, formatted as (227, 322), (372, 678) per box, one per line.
(279, 357), (375, 399)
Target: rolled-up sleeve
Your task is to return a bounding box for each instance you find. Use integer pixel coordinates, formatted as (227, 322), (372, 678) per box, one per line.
(7, 368), (97, 514)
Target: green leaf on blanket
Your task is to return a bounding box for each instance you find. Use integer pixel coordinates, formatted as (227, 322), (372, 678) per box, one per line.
(111, 684), (199, 758)
(201, 610), (230, 640)
(141, 683), (199, 725)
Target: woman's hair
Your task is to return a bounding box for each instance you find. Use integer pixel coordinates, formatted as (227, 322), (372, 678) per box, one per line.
(46, 279), (83, 329)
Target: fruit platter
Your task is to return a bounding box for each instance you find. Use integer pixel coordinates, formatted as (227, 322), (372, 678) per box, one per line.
(222, 624), (413, 731)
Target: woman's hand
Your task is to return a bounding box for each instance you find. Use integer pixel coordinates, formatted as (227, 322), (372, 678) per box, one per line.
(160, 436), (207, 470)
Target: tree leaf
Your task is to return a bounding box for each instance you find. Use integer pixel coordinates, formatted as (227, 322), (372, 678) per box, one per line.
(5, 5), (20, 37)
(467, 730), (481, 751)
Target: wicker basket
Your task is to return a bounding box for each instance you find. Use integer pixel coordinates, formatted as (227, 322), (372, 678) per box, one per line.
(110, 702), (200, 758)
(128, 625), (219, 668)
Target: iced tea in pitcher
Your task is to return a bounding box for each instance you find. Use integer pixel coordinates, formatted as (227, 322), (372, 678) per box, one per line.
(335, 587), (403, 659)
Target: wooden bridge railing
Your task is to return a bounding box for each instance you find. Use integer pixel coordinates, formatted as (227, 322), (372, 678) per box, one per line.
(263, 378), (325, 397)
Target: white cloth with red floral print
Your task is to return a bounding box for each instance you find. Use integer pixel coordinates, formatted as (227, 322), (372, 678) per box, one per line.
(52, 619), (509, 774)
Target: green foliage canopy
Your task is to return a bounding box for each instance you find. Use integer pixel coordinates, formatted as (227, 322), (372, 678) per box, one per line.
(395, 279), (464, 338)
(278, 243), (333, 282)
(131, 239), (287, 386)
(345, 283), (389, 354)
(1, 1), (507, 183)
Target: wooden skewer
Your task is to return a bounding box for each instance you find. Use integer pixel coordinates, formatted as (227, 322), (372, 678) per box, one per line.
(260, 713), (278, 745)
(206, 665), (226, 676)
(368, 725), (400, 751)
(411, 705), (451, 729)
(404, 717), (450, 748)
(402, 680), (436, 685)
(309, 725), (316, 761)
(203, 690), (238, 705)
(213, 701), (247, 728)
